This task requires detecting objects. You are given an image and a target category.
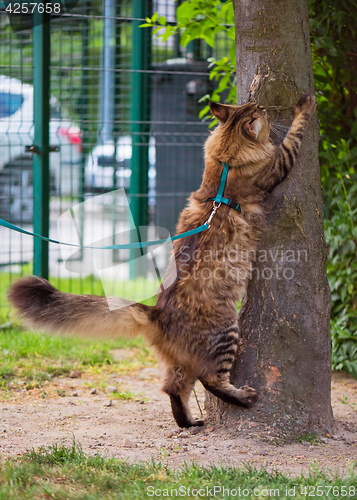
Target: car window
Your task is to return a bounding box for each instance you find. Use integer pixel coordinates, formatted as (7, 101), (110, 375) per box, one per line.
(0, 92), (24, 118)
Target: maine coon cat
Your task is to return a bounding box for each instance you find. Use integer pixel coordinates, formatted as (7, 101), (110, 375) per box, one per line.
(8, 94), (317, 428)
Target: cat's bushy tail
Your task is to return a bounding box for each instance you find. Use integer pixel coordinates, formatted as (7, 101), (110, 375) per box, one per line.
(7, 276), (160, 342)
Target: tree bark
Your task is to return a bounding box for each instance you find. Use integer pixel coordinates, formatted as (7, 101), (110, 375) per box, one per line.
(206, 0), (333, 437)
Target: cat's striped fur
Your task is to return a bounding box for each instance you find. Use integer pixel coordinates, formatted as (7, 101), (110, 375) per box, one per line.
(8, 94), (316, 428)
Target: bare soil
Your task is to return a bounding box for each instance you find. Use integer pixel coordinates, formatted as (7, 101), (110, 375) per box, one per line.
(1, 367), (356, 476)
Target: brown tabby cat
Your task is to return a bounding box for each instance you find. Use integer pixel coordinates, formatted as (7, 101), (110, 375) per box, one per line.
(8, 94), (316, 428)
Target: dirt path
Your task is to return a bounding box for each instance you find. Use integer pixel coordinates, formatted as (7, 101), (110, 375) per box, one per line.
(0, 370), (356, 476)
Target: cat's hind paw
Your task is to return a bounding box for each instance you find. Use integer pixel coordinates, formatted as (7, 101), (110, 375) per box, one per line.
(189, 419), (205, 427)
(238, 385), (259, 408)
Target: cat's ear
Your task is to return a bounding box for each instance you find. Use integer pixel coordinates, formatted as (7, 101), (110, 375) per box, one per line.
(246, 119), (262, 139)
(210, 102), (229, 124)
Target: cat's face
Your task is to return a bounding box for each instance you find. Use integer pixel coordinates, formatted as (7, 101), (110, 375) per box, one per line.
(210, 102), (271, 144)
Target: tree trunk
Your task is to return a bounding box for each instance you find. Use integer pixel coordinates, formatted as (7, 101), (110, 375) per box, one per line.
(206, 0), (333, 437)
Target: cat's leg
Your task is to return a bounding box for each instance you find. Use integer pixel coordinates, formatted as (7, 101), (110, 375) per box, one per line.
(258, 94), (317, 193)
(200, 372), (258, 409)
(170, 381), (204, 428)
(200, 325), (258, 408)
(162, 367), (204, 428)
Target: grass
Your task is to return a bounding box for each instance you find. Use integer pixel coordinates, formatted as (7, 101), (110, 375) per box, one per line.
(0, 441), (355, 499)
(0, 325), (156, 398)
(110, 390), (147, 401)
(297, 434), (320, 446)
(342, 394), (357, 411)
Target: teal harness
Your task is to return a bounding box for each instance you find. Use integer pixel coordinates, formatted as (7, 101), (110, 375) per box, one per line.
(0, 162), (240, 250)
(204, 162), (241, 212)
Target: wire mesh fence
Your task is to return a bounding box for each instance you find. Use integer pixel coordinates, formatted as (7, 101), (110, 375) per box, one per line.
(0, 0), (232, 320)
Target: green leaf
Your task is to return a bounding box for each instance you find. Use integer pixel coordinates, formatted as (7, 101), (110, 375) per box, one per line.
(202, 29), (215, 47)
(161, 26), (175, 42)
(187, 24), (202, 40)
(199, 105), (211, 119)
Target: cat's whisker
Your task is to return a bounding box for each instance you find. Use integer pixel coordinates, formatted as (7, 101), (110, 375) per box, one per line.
(271, 122), (291, 130)
(270, 127), (288, 140)
(271, 122), (288, 129)
(270, 127), (289, 137)
(271, 125), (290, 132)
(270, 124), (288, 133)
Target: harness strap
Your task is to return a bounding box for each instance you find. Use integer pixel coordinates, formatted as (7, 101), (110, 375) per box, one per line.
(204, 162), (241, 213)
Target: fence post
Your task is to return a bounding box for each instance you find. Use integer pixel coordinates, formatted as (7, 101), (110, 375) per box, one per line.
(32, 10), (51, 279)
(129, 0), (151, 278)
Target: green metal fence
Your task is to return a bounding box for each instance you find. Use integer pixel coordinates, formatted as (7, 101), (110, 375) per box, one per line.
(0, 0), (231, 320)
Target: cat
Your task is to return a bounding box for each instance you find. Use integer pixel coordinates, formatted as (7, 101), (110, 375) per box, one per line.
(8, 94), (316, 428)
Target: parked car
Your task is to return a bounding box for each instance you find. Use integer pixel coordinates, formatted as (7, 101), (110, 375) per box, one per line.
(85, 136), (156, 206)
(0, 75), (82, 222)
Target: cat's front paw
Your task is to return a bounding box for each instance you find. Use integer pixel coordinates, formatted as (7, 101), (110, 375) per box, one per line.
(293, 94), (317, 117)
(239, 385), (259, 408)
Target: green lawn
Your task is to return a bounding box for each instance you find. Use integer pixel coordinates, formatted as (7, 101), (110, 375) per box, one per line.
(0, 324), (154, 392)
(0, 441), (355, 500)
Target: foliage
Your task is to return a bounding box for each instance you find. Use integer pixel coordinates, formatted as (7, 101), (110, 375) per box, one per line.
(144, 0), (357, 378)
(0, 441), (355, 499)
(324, 163), (357, 378)
(309, 0), (357, 148)
(310, 0), (357, 378)
(141, 1), (234, 47)
(141, 0), (236, 123)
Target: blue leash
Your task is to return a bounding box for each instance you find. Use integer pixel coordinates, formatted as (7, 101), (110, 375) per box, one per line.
(0, 217), (209, 250)
(0, 163), (240, 250)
